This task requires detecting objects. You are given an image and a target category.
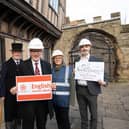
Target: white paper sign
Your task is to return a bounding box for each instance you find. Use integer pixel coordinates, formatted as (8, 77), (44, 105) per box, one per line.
(75, 61), (104, 81)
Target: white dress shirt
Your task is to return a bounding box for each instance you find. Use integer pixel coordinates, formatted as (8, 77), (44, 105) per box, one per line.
(13, 59), (20, 65)
(32, 60), (42, 75)
(77, 54), (90, 86)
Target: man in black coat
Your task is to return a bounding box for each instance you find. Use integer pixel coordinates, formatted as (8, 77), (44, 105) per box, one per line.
(10, 38), (53, 129)
(0, 43), (23, 129)
(75, 39), (108, 129)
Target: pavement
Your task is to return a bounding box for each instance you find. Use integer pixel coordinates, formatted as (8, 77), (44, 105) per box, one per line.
(1, 82), (129, 129)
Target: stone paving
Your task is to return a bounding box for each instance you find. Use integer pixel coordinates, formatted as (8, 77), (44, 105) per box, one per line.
(101, 83), (129, 129)
(47, 82), (129, 129)
(1, 83), (129, 129)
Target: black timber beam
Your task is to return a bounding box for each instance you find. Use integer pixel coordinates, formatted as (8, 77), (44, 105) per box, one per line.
(0, 0), (62, 38)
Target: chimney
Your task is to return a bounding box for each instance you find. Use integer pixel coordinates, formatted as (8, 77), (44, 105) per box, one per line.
(69, 19), (86, 26)
(111, 12), (120, 19)
(76, 19), (86, 24)
(93, 16), (102, 22)
(65, 17), (70, 24)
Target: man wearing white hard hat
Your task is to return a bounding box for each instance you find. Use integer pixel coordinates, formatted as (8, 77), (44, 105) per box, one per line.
(16, 38), (53, 129)
(75, 38), (107, 129)
(52, 50), (75, 129)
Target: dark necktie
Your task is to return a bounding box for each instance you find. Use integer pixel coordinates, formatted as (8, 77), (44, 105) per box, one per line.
(16, 60), (20, 75)
(35, 62), (40, 75)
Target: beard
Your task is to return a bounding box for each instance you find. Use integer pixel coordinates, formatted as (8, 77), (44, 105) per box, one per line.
(80, 50), (89, 57)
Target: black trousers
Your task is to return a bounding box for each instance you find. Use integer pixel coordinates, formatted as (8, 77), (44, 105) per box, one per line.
(20, 101), (48, 129)
(4, 96), (20, 121)
(4, 96), (22, 129)
(76, 86), (97, 129)
(54, 105), (70, 129)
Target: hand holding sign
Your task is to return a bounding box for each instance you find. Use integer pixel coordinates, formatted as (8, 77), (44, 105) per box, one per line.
(98, 80), (107, 86)
(10, 86), (17, 95)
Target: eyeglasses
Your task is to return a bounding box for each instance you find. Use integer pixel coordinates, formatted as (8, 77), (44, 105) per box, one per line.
(54, 57), (62, 60)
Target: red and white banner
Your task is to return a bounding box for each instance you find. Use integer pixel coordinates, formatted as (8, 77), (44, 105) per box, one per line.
(16, 75), (53, 101)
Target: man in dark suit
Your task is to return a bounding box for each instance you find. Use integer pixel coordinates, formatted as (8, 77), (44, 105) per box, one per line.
(0, 43), (23, 129)
(15, 38), (53, 129)
(75, 39), (107, 129)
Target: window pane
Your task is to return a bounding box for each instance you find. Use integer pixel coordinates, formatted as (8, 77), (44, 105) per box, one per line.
(25, 0), (31, 3)
(49, 0), (53, 6)
(49, 0), (58, 13)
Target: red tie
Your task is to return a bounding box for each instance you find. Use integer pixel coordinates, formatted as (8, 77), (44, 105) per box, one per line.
(35, 62), (40, 75)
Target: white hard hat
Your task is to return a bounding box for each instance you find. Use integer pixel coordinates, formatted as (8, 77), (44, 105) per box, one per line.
(52, 50), (64, 58)
(28, 38), (44, 49)
(79, 38), (92, 47)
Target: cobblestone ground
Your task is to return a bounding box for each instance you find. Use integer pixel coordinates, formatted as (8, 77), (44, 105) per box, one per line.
(100, 83), (129, 129)
(47, 83), (129, 129)
(1, 83), (129, 129)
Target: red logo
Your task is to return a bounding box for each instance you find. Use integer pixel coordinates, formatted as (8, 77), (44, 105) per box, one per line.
(20, 84), (26, 92)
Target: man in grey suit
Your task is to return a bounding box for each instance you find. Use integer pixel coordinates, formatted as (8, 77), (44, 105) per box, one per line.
(75, 38), (107, 129)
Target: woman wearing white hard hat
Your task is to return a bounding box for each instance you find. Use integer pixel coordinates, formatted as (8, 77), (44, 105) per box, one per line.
(52, 49), (75, 129)
(17, 38), (53, 129)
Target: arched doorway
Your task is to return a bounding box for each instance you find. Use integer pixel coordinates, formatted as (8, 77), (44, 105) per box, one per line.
(69, 29), (117, 82)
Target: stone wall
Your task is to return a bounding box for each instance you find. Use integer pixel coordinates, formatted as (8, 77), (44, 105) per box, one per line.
(54, 13), (129, 81)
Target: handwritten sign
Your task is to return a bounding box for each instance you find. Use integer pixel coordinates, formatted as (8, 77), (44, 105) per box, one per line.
(16, 75), (54, 101)
(75, 61), (104, 81)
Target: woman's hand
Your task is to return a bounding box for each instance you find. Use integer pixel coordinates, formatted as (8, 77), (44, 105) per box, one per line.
(51, 83), (56, 90)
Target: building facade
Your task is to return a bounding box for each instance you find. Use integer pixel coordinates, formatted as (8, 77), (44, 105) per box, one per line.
(54, 12), (129, 82)
(0, 0), (66, 70)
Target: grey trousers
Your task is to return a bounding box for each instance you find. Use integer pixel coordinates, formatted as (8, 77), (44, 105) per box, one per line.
(76, 86), (97, 129)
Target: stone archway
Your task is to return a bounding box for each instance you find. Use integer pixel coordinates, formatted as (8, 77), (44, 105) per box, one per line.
(69, 29), (118, 82)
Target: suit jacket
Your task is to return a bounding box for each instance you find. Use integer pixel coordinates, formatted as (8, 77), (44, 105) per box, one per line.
(19, 58), (53, 119)
(76, 56), (108, 96)
(0, 58), (22, 97)
(0, 58), (22, 120)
